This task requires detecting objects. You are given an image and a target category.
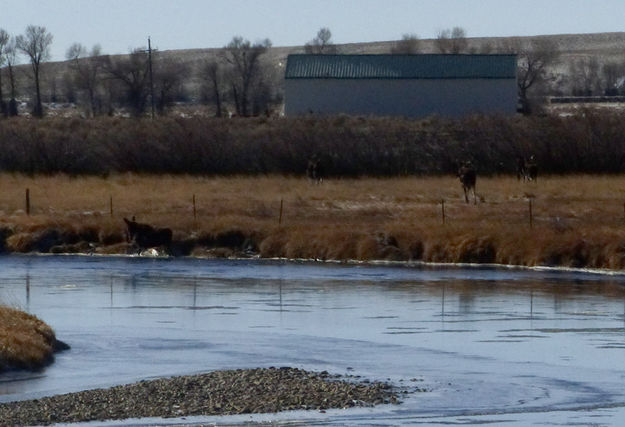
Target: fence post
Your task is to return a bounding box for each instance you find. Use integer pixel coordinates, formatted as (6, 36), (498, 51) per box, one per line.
(192, 194), (197, 220)
(529, 198), (533, 228)
(25, 188), (30, 216)
(279, 198), (284, 225)
(441, 198), (445, 225)
(109, 196), (113, 217)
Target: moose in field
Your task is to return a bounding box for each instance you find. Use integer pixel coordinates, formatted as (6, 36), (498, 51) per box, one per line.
(516, 156), (526, 181)
(457, 161), (477, 204)
(306, 155), (324, 184)
(525, 155), (538, 181)
(123, 217), (172, 250)
(517, 155), (538, 182)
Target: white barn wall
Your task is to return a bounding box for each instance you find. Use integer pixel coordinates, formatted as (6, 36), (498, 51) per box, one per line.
(285, 78), (517, 118)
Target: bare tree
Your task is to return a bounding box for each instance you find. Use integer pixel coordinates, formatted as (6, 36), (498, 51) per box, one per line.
(601, 60), (625, 95)
(391, 34), (420, 54)
(305, 27), (338, 54)
(434, 29), (450, 53)
(104, 48), (150, 116)
(503, 38), (559, 114)
(0, 29), (9, 117)
(476, 40), (496, 54)
(66, 43), (106, 117)
(101, 77), (120, 116)
(153, 55), (189, 115)
(223, 36), (271, 116)
(250, 76), (275, 116)
(435, 26), (468, 54)
(48, 74), (59, 103)
(5, 37), (19, 116)
(568, 56), (601, 96)
(15, 25), (53, 117)
(201, 59), (226, 117)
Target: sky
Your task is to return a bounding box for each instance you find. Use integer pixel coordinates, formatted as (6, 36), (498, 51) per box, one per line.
(2, 0), (625, 61)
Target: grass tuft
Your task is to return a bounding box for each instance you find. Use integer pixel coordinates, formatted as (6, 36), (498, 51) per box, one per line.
(0, 306), (59, 371)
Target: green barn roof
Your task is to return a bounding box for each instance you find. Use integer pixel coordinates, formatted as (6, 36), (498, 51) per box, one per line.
(285, 54), (517, 80)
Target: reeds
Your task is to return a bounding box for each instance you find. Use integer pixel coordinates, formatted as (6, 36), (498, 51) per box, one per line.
(1, 111), (625, 176)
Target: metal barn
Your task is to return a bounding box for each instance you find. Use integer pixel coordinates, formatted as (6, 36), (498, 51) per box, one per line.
(284, 54), (518, 118)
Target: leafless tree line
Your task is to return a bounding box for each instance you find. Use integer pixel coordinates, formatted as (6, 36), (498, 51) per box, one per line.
(564, 56), (625, 97)
(201, 37), (276, 117)
(1, 24), (624, 119)
(0, 25), (281, 118)
(61, 35), (281, 118)
(388, 27), (560, 114)
(389, 27), (625, 113)
(0, 25), (50, 117)
(64, 37), (278, 118)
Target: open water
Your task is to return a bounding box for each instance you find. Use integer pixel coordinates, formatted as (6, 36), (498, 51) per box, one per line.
(1, 255), (625, 425)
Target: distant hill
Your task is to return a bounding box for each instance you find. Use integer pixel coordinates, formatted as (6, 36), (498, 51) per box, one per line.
(154, 31), (625, 61)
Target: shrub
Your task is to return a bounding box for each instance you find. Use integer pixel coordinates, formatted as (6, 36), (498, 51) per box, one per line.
(1, 112), (625, 176)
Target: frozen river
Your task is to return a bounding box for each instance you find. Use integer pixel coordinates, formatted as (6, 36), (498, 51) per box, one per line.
(2, 255), (625, 425)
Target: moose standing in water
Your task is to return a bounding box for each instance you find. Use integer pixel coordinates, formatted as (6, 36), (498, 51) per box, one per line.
(123, 217), (172, 250)
(457, 161), (477, 204)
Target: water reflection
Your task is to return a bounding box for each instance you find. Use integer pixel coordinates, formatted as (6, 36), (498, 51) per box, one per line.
(25, 272), (30, 309)
(1, 256), (625, 425)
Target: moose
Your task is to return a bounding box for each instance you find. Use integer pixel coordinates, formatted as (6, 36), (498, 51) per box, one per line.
(123, 217), (172, 250)
(516, 156), (526, 181)
(525, 155), (538, 181)
(306, 155), (324, 184)
(457, 161), (477, 204)
(517, 155), (538, 182)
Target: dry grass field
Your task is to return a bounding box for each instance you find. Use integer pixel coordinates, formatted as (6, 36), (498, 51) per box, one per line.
(0, 173), (624, 269)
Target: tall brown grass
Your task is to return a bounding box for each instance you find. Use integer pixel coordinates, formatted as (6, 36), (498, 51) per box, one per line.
(0, 173), (623, 269)
(0, 305), (58, 371)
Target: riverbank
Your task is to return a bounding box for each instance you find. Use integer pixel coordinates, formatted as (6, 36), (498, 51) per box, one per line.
(0, 174), (624, 269)
(0, 305), (68, 372)
(0, 367), (399, 426)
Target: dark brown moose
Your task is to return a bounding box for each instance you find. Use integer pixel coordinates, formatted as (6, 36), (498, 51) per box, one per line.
(306, 155), (324, 184)
(516, 156), (526, 181)
(525, 155), (538, 182)
(457, 161), (477, 204)
(517, 155), (538, 182)
(123, 217), (172, 250)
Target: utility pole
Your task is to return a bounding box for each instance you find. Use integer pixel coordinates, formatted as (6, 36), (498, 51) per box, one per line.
(148, 36), (155, 119)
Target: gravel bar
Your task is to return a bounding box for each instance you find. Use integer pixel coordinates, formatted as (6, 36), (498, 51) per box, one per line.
(0, 367), (399, 426)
